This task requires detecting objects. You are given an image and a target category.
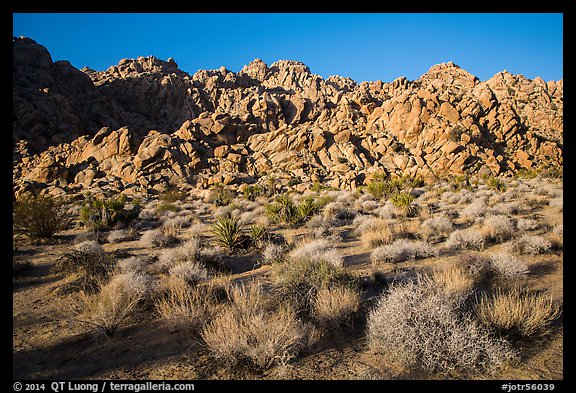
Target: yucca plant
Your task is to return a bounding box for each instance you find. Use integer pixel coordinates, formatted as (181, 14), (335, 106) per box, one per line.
(485, 176), (507, 192)
(79, 194), (137, 229)
(212, 214), (246, 252)
(390, 192), (418, 217)
(297, 196), (319, 222)
(265, 193), (298, 225)
(243, 185), (263, 201)
(249, 224), (269, 246)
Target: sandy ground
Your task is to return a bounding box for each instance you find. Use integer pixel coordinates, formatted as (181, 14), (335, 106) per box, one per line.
(13, 198), (563, 381)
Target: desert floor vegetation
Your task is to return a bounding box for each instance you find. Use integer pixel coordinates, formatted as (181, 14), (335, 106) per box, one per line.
(13, 174), (563, 380)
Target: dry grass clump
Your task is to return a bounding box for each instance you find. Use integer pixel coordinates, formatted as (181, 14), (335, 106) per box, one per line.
(117, 256), (151, 274)
(359, 220), (418, 249)
(201, 283), (314, 370)
(482, 214), (515, 243)
(370, 238), (437, 264)
(430, 263), (476, 297)
(155, 278), (220, 333)
(476, 288), (561, 337)
(312, 286), (361, 330)
(366, 276), (516, 376)
(446, 227), (486, 251)
(75, 272), (150, 336)
(461, 199), (489, 223)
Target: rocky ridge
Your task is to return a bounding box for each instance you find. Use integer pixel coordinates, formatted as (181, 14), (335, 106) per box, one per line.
(12, 37), (563, 198)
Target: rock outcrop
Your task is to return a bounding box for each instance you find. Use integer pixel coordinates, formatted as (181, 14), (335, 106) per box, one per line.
(12, 37), (563, 197)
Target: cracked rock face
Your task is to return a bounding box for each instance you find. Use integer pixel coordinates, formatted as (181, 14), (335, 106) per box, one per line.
(12, 37), (562, 197)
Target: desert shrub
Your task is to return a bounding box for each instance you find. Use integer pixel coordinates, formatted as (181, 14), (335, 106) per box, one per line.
(168, 261), (209, 286)
(13, 193), (68, 239)
(313, 286), (361, 330)
(159, 189), (187, 203)
(370, 238), (437, 264)
(75, 272), (150, 336)
(262, 243), (286, 265)
(79, 194), (138, 230)
(13, 259), (32, 281)
(212, 214), (249, 252)
(288, 238), (344, 268)
(155, 278), (219, 333)
(117, 256), (150, 274)
(485, 176), (507, 192)
(296, 196), (320, 222)
(510, 234), (552, 255)
(366, 276), (516, 376)
(476, 288), (561, 338)
(205, 184), (233, 206)
(242, 185), (263, 201)
(419, 215), (454, 241)
(106, 228), (138, 243)
(201, 283), (313, 370)
(446, 228), (486, 251)
(482, 214), (515, 243)
(265, 194), (299, 225)
(53, 241), (116, 289)
(140, 228), (178, 248)
(390, 192), (419, 217)
(249, 224), (269, 248)
(322, 201), (356, 221)
(461, 199), (489, 222)
(276, 247), (357, 316)
(488, 252), (529, 279)
(156, 201), (180, 215)
(515, 218), (540, 232)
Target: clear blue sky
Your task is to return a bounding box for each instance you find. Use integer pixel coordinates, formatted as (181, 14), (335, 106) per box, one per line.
(12, 13), (563, 82)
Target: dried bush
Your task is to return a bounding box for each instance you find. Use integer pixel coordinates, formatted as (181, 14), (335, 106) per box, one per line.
(419, 215), (454, 241)
(510, 234), (552, 255)
(515, 218), (540, 232)
(476, 288), (561, 337)
(430, 264), (476, 297)
(322, 201), (356, 222)
(13, 193), (68, 239)
(446, 228), (486, 251)
(482, 214), (515, 243)
(366, 276), (516, 376)
(290, 238), (343, 266)
(53, 241), (116, 289)
(201, 283), (313, 370)
(370, 238), (437, 264)
(488, 252), (529, 279)
(75, 272), (150, 336)
(106, 228), (138, 243)
(262, 243), (286, 265)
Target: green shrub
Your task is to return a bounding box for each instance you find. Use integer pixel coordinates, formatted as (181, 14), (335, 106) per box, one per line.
(249, 224), (269, 247)
(160, 189), (187, 203)
(211, 185), (235, 207)
(13, 193), (68, 239)
(212, 214), (248, 252)
(485, 176), (507, 192)
(297, 196), (319, 222)
(390, 192), (419, 217)
(265, 194), (299, 225)
(79, 194), (138, 229)
(156, 201), (180, 215)
(242, 185), (263, 201)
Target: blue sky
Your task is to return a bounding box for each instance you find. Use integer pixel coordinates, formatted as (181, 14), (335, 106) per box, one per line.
(12, 13), (563, 82)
